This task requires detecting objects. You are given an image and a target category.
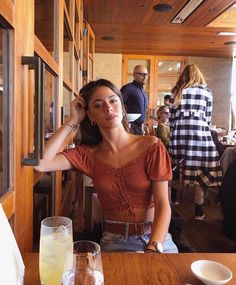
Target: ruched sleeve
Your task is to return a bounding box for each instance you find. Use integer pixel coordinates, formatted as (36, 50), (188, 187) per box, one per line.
(146, 140), (172, 181)
(61, 145), (93, 177)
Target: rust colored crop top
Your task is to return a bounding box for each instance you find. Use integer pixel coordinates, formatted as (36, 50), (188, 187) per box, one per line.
(62, 140), (172, 216)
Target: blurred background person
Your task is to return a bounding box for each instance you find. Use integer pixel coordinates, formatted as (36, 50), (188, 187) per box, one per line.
(220, 145), (236, 177)
(164, 94), (171, 106)
(169, 64), (222, 220)
(210, 129), (226, 159)
(156, 105), (170, 148)
(156, 105), (179, 205)
(121, 65), (149, 135)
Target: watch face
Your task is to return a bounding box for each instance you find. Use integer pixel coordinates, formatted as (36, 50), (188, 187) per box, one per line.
(157, 242), (163, 253)
(154, 242), (163, 253)
(150, 241), (163, 253)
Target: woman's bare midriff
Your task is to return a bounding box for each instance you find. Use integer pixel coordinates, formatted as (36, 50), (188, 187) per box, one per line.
(103, 206), (155, 223)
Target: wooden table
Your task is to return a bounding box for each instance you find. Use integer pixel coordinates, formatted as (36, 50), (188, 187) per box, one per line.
(23, 252), (235, 285)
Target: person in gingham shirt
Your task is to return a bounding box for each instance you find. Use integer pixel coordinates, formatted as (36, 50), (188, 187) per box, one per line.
(169, 64), (222, 220)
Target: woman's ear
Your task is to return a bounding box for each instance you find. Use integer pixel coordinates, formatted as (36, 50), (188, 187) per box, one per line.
(87, 110), (97, 126)
(87, 109), (93, 122)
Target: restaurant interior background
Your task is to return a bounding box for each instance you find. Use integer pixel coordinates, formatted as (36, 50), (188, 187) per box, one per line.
(0, 0), (236, 253)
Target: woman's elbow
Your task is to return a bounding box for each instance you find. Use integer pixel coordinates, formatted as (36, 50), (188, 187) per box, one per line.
(33, 160), (47, 172)
(33, 166), (44, 173)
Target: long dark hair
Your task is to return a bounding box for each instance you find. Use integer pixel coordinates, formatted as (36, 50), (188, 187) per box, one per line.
(79, 79), (129, 145)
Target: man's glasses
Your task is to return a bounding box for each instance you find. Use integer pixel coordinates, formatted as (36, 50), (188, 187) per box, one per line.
(135, 72), (149, 77)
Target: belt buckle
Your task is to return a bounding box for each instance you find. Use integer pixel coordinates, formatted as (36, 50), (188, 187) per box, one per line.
(124, 222), (129, 239)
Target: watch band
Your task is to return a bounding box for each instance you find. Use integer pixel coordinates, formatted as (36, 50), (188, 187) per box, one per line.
(145, 248), (158, 253)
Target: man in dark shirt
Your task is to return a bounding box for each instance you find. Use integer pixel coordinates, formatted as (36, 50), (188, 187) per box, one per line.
(121, 65), (149, 135)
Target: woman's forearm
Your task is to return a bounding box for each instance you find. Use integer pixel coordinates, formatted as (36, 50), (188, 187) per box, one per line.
(33, 117), (78, 172)
(149, 202), (171, 245)
(43, 117), (78, 161)
(34, 97), (86, 172)
(147, 181), (171, 247)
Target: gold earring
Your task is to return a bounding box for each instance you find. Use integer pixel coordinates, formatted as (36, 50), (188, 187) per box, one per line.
(91, 120), (96, 126)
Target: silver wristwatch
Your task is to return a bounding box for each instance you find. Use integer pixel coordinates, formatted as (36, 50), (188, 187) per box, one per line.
(149, 241), (163, 253)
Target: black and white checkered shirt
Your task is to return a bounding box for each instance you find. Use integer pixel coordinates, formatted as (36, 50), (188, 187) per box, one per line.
(169, 85), (222, 188)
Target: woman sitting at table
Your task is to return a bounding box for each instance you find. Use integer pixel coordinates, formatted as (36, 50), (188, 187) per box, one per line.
(34, 79), (178, 253)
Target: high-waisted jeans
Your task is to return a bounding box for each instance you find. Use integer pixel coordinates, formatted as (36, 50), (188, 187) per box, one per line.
(100, 232), (178, 253)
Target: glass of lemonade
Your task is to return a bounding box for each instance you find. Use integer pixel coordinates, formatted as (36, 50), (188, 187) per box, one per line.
(39, 216), (73, 285)
(62, 240), (104, 285)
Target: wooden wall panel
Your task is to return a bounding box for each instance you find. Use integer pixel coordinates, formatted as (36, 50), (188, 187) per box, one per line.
(14, 0), (34, 251)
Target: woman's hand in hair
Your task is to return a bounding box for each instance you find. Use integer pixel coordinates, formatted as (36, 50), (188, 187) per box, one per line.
(70, 96), (86, 124)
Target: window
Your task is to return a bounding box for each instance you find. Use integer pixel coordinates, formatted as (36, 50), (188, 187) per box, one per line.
(0, 26), (10, 197)
(156, 59), (184, 106)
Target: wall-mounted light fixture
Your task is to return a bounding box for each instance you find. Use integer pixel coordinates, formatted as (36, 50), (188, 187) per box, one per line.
(171, 0), (205, 24)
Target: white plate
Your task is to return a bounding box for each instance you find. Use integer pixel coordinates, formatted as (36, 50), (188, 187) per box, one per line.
(191, 260), (233, 285)
(127, 113), (141, 122)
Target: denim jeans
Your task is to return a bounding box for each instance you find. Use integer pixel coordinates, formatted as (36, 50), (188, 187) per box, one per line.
(100, 232), (178, 253)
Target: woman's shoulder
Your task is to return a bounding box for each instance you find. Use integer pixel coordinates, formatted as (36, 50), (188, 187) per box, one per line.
(138, 135), (161, 150)
(184, 85), (212, 96)
(76, 143), (99, 156)
(185, 84), (210, 92)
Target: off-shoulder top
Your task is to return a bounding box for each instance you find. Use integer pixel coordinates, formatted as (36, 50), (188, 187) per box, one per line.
(62, 140), (172, 216)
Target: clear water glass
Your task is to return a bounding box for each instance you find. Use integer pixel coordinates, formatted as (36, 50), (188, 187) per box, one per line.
(62, 240), (104, 285)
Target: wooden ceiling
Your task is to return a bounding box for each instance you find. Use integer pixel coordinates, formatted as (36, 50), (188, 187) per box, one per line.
(83, 0), (236, 58)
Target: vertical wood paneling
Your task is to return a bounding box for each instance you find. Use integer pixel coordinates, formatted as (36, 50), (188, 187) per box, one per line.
(14, 0), (34, 251)
(53, 0), (65, 215)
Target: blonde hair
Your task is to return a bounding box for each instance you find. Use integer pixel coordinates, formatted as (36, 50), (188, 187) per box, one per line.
(173, 64), (206, 107)
(157, 105), (168, 119)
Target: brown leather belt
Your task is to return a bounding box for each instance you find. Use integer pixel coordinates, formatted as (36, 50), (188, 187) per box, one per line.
(103, 220), (152, 239)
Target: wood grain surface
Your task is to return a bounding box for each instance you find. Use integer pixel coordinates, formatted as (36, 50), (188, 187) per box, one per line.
(23, 252), (235, 285)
